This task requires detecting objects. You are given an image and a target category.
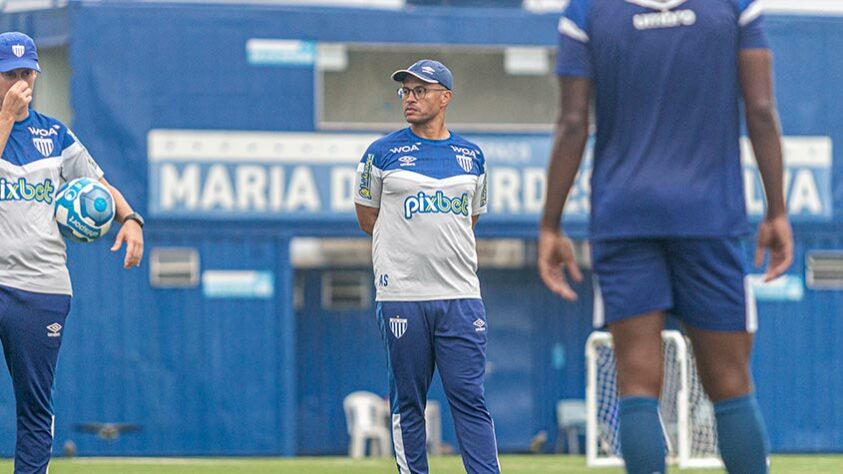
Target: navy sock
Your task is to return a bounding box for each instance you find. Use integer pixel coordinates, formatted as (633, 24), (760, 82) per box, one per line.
(619, 396), (666, 474)
(714, 394), (770, 474)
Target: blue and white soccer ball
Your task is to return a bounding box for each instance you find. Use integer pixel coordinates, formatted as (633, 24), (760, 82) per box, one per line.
(54, 177), (115, 243)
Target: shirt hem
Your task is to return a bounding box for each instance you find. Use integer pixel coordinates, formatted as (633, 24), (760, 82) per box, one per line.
(589, 227), (752, 241)
(353, 198), (379, 208)
(376, 293), (481, 302)
(0, 279), (72, 296)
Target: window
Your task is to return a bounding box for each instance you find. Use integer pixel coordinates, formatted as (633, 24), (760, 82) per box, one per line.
(322, 271), (372, 310)
(294, 273), (305, 310)
(150, 247), (200, 288)
(806, 251), (843, 289)
(32, 45), (72, 126)
(318, 44), (558, 131)
(291, 238), (372, 268)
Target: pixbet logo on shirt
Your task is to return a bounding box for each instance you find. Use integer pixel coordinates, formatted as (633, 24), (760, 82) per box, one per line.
(403, 191), (470, 219)
(0, 177), (55, 204)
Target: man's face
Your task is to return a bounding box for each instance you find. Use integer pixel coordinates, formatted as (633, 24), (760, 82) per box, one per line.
(0, 68), (37, 104)
(399, 76), (451, 125)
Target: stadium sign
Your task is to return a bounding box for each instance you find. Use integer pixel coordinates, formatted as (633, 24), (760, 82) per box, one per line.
(148, 130), (833, 223)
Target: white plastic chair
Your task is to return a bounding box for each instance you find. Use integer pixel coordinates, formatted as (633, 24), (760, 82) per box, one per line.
(556, 399), (587, 454)
(343, 391), (391, 458)
(425, 400), (443, 455)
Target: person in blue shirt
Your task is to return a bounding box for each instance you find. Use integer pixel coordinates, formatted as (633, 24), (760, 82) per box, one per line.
(0, 31), (144, 474)
(354, 59), (498, 474)
(537, 2), (793, 473)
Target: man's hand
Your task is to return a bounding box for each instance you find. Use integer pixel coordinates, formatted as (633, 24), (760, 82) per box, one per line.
(1, 81), (32, 122)
(755, 214), (793, 282)
(111, 220), (144, 269)
(537, 227), (583, 301)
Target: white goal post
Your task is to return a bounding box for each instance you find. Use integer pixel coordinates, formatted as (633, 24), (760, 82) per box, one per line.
(585, 330), (723, 469)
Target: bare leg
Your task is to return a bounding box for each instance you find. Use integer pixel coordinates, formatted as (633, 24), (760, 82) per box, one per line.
(608, 311), (667, 474)
(610, 311), (666, 397)
(685, 326), (768, 474)
(684, 326), (753, 401)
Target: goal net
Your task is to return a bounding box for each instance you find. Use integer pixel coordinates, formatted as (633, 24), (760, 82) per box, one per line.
(585, 330), (722, 469)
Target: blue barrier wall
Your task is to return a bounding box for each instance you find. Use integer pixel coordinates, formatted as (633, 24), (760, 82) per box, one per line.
(49, 228), (297, 455)
(0, 1), (841, 456)
(294, 267), (597, 454)
(753, 230), (843, 452)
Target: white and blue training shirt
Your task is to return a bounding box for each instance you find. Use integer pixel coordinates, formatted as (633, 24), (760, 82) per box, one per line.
(0, 109), (104, 295)
(354, 128), (488, 301)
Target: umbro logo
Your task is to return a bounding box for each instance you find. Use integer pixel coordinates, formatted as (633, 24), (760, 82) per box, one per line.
(473, 319), (486, 332)
(632, 8), (696, 30)
(627, 0), (696, 31)
(399, 156), (416, 167)
(421, 66), (436, 75)
(47, 323), (62, 338)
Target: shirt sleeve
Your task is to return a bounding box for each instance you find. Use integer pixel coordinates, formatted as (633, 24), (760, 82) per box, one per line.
(353, 143), (383, 209)
(472, 155), (488, 216)
(738, 0), (769, 50)
(59, 128), (104, 182)
(555, 0), (593, 78)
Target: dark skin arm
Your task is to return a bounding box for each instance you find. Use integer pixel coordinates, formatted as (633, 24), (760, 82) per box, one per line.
(537, 77), (591, 300)
(355, 204), (379, 236)
(739, 49), (793, 281)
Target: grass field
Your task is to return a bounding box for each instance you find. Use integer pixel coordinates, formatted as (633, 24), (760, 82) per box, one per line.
(2, 455), (840, 473)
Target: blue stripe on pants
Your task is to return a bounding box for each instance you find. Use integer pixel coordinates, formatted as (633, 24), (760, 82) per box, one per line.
(378, 299), (499, 474)
(0, 284), (71, 474)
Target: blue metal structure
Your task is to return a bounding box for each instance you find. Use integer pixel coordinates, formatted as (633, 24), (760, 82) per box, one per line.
(0, 0), (840, 457)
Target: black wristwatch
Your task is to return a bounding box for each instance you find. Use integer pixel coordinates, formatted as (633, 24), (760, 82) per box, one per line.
(123, 212), (145, 228)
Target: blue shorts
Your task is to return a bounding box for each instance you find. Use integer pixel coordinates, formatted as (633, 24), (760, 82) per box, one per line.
(591, 238), (756, 332)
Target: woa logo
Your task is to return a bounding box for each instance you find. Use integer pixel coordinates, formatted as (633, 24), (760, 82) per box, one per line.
(28, 126), (59, 137)
(390, 143), (420, 154)
(404, 191), (469, 219)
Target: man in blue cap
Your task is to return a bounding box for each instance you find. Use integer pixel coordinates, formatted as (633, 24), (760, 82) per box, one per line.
(354, 59), (500, 473)
(0, 31), (145, 473)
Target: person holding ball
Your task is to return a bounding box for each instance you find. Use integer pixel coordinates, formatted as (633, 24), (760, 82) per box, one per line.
(0, 31), (143, 474)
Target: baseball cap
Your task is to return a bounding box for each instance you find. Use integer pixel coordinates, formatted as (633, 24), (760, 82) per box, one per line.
(0, 32), (41, 73)
(391, 59), (453, 91)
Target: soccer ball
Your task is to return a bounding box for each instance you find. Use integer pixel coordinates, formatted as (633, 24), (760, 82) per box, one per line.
(54, 177), (115, 243)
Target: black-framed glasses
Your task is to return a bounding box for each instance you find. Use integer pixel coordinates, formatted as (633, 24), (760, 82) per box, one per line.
(397, 86), (448, 100)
